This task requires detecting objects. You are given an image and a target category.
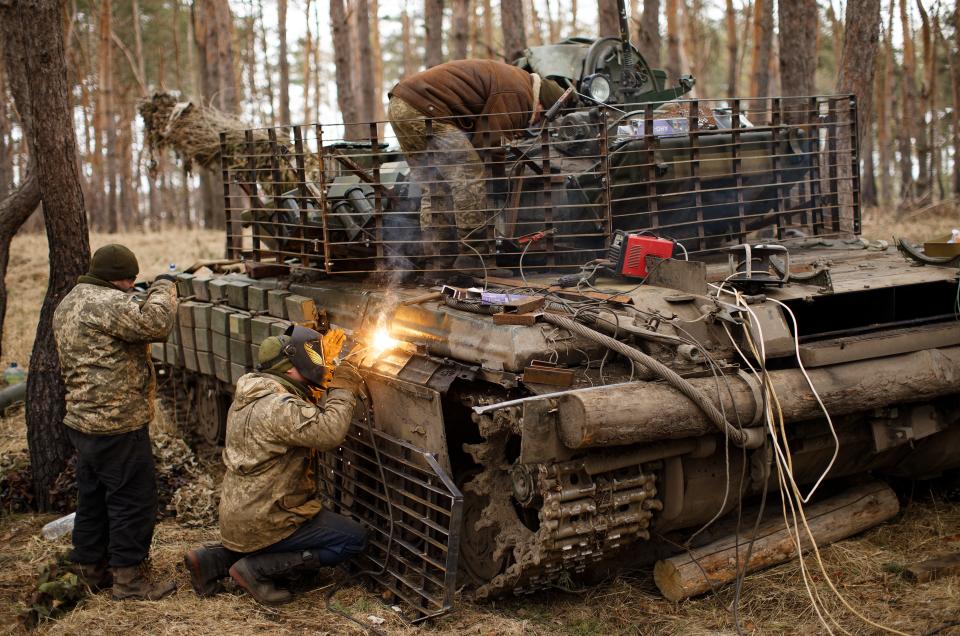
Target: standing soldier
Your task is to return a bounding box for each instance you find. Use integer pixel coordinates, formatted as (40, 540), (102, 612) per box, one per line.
(54, 244), (179, 600)
(183, 325), (367, 605)
(387, 59), (566, 271)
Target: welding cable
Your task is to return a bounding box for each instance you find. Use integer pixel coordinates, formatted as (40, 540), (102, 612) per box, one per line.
(541, 312), (763, 448)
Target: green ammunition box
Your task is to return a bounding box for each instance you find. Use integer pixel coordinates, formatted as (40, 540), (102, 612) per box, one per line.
(229, 313), (252, 342)
(247, 286), (269, 312)
(175, 273), (195, 298)
(178, 301), (196, 328)
(183, 346), (199, 372)
(150, 343), (165, 362)
(267, 289), (290, 319)
(197, 351), (214, 375)
(191, 277), (211, 301)
(225, 281), (250, 309)
(211, 306), (233, 335)
(230, 362), (248, 384)
(194, 329), (212, 352)
(192, 302), (213, 330)
(212, 331), (230, 359)
(214, 355), (231, 383)
(229, 338), (252, 366)
(250, 343), (260, 365)
(270, 320), (290, 337)
(179, 325), (196, 350)
(208, 278), (230, 303)
(165, 343), (181, 366)
(167, 326), (180, 345)
(284, 294), (316, 324)
(250, 316), (277, 344)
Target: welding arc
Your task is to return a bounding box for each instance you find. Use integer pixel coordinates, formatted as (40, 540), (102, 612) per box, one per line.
(541, 313), (762, 448)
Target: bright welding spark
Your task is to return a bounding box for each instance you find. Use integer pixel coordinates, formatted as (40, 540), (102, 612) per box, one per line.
(370, 326), (397, 356)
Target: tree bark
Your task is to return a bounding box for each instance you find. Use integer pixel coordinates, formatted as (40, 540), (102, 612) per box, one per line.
(654, 482), (900, 602)
(0, 171), (41, 362)
(749, 0), (772, 108)
(665, 0), (682, 81)
(914, 0), (932, 202)
(725, 0), (738, 95)
(482, 0), (494, 58)
(401, 1), (416, 75)
(896, 0), (917, 205)
(950, 8), (960, 196)
(451, 0), (470, 59)
(302, 0), (313, 125)
(0, 0), (91, 511)
(425, 0), (445, 67)
(277, 0), (290, 125)
(99, 0), (117, 233)
(598, 0), (620, 37)
(355, 0), (376, 125)
(876, 8), (893, 206)
(638, 0), (661, 69)
(835, 0), (881, 152)
(331, 0), (363, 139)
(778, 0), (817, 123)
(501, 0), (527, 62)
(369, 0), (386, 123)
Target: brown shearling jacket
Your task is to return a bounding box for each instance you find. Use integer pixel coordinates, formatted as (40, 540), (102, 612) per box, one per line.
(388, 59), (535, 140)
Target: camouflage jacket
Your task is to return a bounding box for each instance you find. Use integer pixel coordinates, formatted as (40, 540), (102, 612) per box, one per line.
(219, 372), (357, 553)
(54, 278), (178, 435)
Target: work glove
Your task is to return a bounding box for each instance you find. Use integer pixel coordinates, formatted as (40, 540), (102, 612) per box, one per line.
(321, 328), (346, 365)
(327, 364), (363, 394)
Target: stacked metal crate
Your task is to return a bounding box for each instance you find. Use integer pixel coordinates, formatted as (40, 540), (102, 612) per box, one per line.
(151, 274), (318, 386)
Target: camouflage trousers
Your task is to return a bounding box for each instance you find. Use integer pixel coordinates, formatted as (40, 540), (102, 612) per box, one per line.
(388, 97), (488, 242)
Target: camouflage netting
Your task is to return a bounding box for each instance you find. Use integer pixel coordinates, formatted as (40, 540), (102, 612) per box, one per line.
(139, 91), (315, 198)
(18, 560), (88, 630)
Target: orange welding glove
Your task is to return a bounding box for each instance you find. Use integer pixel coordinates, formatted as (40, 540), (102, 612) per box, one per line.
(321, 328), (346, 364)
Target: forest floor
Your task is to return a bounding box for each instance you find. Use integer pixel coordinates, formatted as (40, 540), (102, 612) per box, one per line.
(0, 211), (959, 635)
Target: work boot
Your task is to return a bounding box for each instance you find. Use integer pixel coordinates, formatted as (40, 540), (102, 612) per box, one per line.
(229, 551), (319, 606)
(67, 561), (113, 591)
(184, 544), (239, 597)
(110, 563), (176, 601)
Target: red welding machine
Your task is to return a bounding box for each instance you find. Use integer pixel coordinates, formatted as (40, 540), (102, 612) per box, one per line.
(607, 230), (676, 278)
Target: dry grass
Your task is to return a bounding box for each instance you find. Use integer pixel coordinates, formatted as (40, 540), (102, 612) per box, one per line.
(1, 225), (959, 635)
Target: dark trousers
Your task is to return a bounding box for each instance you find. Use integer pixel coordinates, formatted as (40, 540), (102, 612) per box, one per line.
(66, 426), (157, 568)
(258, 509), (367, 566)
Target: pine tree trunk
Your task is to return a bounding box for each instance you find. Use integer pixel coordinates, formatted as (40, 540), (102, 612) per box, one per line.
(914, 0), (932, 202)
(303, 0), (313, 125)
(501, 0), (527, 61)
(356, 0), (376, 124)
(401, 2), (416, 75)
(835, 0), (881, 150)
(528, 0), (544, 46)
(665, 0), (682, 81)
(725, 0), (738, 95)
(370, 0), (386, 123)
(331, 0), (364, 139)
(749, 0), (772, 107)
(483, 0), (494, 58)
(256, 0), (276, 126)
(952, 6), (960, 196)
(778, 0), (817, 117)
(897, 0), (916, 205)
(1, 0), (91, 511)
(598, 0), (620, 36)
(425, 0), (445, 67)
(877, 8), (893, 206)
(682, 0), (705, 97)
(638, 0), (662, 69)
(100, 0), (118, 233)
(278, 0), (290, 125)
(452, 0), (470, 59)
(0, 55), (11, 198)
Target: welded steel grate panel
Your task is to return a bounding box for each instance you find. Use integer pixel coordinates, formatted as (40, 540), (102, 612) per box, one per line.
(218, 94), (860, 277)
(317, 422), (463, 622)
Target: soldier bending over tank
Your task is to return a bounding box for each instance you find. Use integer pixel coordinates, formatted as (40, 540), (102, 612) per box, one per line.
(387, 59), (564, 271)
(54, 244), (179, 600)
(183, 325), (367, 605)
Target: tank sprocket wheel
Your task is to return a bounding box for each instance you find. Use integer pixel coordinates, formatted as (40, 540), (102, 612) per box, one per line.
(195, 375), (227, 447)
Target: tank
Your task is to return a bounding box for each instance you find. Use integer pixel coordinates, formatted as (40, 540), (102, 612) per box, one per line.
(141, 20), (960, 623)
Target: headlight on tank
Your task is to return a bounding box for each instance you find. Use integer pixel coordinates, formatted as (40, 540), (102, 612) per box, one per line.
(583, 74), (612, 103)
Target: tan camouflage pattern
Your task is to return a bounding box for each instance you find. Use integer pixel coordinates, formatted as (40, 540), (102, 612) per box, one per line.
(218, 372), (357, 553)
(388, 96), (487, 235)
(53, 280), (178, 435)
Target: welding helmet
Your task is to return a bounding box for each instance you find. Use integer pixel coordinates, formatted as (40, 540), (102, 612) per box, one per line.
(258, 325), (329, 387)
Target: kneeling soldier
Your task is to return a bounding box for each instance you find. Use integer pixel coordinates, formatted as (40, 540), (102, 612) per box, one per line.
(184, 326), (367, 604)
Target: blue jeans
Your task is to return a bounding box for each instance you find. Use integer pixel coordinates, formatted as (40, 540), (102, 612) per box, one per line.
(257, 510), (367, 566)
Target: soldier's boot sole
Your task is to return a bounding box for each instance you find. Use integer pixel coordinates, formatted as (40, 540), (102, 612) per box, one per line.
(229, 560), (293, 606)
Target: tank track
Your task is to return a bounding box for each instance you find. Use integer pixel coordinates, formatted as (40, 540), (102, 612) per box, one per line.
(464, 427), (661, 598)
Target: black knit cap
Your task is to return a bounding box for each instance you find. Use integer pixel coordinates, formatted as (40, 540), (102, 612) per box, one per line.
(89, 244), (139, 281)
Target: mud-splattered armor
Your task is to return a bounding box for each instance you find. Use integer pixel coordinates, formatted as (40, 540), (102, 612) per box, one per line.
(54, 279), (178, 435)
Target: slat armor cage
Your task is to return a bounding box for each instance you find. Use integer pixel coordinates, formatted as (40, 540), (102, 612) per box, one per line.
(219, 95), (860, 276)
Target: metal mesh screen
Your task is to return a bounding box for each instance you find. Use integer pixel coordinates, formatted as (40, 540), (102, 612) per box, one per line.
(318, 421), (463, 622)
(219, 95), (860, 276)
